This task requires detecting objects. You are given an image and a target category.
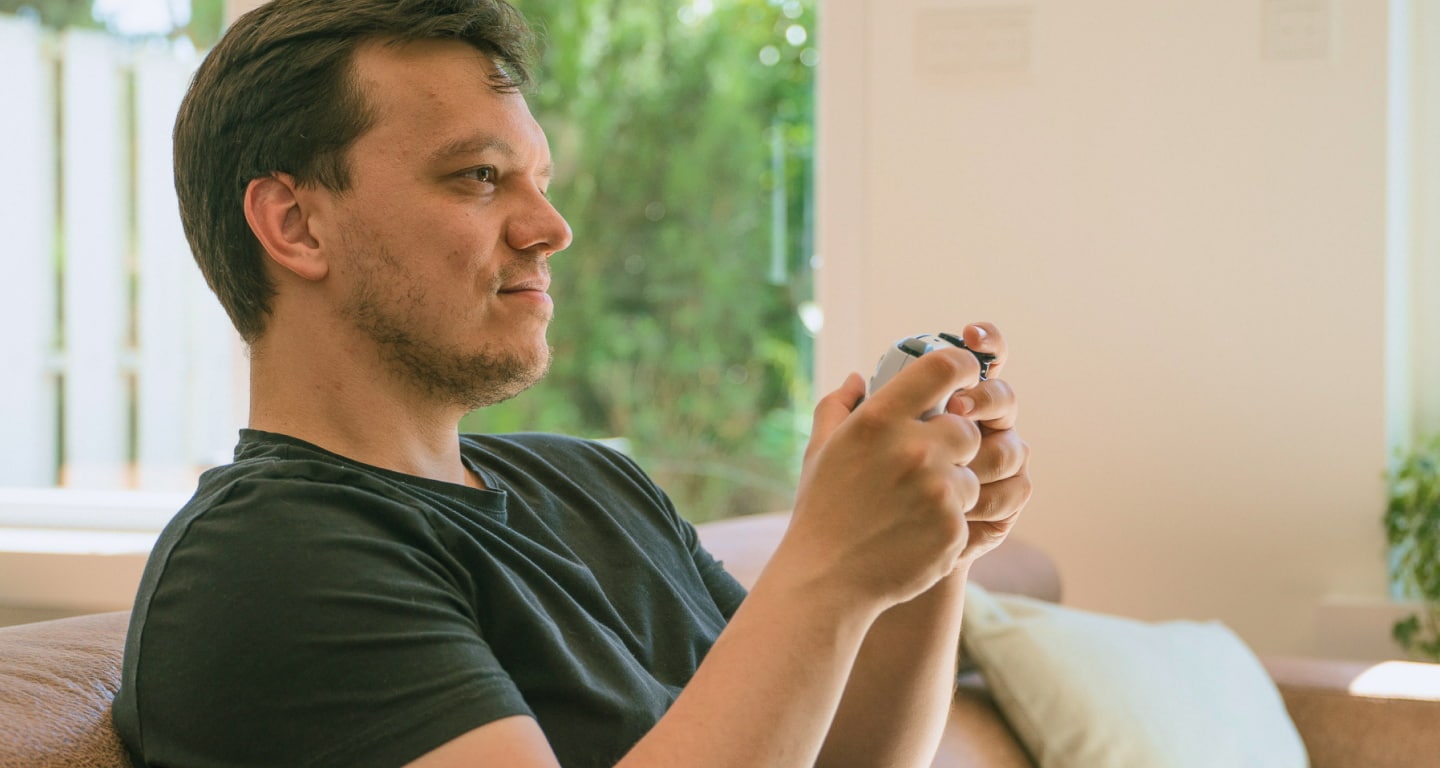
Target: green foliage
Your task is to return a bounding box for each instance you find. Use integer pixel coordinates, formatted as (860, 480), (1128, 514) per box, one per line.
(1, 0), (224, 48)
(183, 0), (223, 49)
(0, 0), (99, 30)
(461, 0), (817, 522)
(1385, 433), (1440, 661)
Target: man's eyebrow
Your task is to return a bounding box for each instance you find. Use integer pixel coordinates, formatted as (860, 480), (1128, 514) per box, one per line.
(429, 135), (554, 178)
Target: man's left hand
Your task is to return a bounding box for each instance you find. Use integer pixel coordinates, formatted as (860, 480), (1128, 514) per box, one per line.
(945, 322), (1031, 562)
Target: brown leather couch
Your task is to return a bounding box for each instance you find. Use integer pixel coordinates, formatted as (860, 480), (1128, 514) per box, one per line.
(2, 511), (1438, 767)
(698, 513), (1440, 768)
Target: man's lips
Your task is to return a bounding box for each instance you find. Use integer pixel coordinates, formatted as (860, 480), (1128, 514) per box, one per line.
(497, 278), (553, 309)
(498, 279), (550, 294)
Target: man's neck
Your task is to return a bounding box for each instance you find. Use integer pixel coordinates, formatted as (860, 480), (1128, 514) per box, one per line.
(245, 342), (479, 488)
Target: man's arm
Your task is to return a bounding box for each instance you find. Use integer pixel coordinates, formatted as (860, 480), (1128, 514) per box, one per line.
(411, 553), (884, 768)
(412, 565), (881, 768)
(818, 323), (1031, 767)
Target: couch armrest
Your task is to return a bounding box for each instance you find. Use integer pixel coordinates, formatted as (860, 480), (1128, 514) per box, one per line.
(0, 610), (133, 768)
(1262, 655), (1440, 768)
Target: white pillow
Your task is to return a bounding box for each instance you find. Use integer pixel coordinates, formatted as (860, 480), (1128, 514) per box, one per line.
(961, 583), (1309, 768)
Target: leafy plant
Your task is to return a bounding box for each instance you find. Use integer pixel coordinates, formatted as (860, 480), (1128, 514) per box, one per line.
(1385, 433), (1440, 661)
(460, 0), (818, 522)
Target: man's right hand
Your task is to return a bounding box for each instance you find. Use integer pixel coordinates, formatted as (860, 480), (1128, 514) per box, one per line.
(777, 346), (986, 612)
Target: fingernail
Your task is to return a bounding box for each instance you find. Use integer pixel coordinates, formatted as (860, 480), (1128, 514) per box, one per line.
(958, 396), (976, 415)
(971, 326), (989, 343)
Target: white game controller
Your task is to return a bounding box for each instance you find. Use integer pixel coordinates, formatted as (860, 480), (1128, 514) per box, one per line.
(867, 332), (995, 419)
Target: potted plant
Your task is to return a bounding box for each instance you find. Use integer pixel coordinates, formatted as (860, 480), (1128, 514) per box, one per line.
(1386, 433), (1440, 661)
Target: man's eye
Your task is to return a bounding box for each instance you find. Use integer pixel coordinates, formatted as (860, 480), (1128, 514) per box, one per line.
(465, 166), (497, 183)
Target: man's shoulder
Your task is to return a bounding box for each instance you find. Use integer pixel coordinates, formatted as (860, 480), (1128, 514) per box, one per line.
(167, 438), (456, 549)
(189, 439), (404, 507)
(464, 432), (647, 480)
(466, 432), (675, 515)
(467, 431), (631, 463)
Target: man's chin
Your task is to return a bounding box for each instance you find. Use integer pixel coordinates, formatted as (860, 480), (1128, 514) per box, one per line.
(455, 346), (552, 411)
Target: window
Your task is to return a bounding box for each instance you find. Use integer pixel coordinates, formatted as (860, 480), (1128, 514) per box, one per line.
(461, 0), (818, 522)
(0, 0), (818, 526)
(1388, 0), (1440, 452)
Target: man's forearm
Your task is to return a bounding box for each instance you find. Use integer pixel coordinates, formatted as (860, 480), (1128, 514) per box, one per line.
(816, 567), (970, 768)
(617, 560), (884, 768)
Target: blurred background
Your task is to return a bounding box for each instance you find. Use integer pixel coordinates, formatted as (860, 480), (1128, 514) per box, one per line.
(0, 0), (818, 523)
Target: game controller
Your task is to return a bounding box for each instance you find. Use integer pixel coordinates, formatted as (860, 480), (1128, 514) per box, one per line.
(867, 332), (996, 419)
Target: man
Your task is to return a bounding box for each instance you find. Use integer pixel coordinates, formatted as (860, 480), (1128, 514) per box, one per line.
(114, 0), (1031, 765)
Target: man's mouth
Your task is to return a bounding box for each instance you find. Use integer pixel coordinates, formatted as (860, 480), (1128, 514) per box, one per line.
(498, 278), (550, 294)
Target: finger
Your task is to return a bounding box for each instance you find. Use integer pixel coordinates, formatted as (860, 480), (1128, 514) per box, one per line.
(804, 372), (866, 464)
(966, 471), (1033, 524)
(959, 515), (1021, 562)
(946, 463), (983, 518)
(948, 378), (1018, 431)
(866, 347), (980, 421)
(958, 474), (1031, 562)
(921, 413), (984, 468)
(963, 322), (1008, 376)
(967, 429), (1029, 485)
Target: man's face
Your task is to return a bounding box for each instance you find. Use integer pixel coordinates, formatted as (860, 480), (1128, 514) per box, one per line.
(317, 39), (572, 411)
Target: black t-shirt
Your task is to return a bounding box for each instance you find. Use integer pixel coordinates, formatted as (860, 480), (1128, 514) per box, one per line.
(114, 429), (749, 768)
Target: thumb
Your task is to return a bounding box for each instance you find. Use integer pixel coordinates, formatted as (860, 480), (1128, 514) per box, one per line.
(804, 372), (866, 464)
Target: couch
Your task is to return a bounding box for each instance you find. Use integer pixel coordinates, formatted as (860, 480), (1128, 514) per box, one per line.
(2, 511), (1437, 767)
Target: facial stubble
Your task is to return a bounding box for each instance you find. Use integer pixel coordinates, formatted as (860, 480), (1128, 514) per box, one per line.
(340, 238), (552, 412)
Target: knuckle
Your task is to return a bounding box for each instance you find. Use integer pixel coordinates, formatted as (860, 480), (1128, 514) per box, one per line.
(918, 474), (953, 506)
(999, 432), (1027, 474)
(954, 467), (981, 509)
(962, 417), (983, 442)
(979, 429), (1025, 476)
(959, 421), (984, 462)
(897, 439), (931, 469)
(1015, 472), (1034, 507)
(928, 347), (973, 381)
(971, 487), (998, 520)
(985, 377), (1014, 401)
(973, 379), (1017, 423)
(979, 473), (1031, 520)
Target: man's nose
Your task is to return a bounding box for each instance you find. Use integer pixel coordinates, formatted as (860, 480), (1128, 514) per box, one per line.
(509, 189), (573, 257)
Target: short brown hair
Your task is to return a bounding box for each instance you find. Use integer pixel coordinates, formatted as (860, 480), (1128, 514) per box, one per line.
(173, 0), (536, 343)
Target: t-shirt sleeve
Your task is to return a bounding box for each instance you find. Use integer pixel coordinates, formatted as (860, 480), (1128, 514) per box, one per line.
(577, 439), (750, 620)
(672, 516), (747, 620)
(125, 473), (532, 768)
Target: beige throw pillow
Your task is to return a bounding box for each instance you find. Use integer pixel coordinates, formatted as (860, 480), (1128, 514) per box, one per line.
(961, 583), (1309, 768)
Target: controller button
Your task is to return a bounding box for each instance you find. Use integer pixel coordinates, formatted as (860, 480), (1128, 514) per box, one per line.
(938, 332), (966, 349)
(900, 337), (930, 357)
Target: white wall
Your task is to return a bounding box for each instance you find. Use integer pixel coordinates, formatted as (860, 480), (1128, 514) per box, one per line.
(818, 0), (1399, 657)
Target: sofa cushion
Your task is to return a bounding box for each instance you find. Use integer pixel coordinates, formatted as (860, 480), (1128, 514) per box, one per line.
(961, 584), (1307, 768)
(0, 611), (133, 768)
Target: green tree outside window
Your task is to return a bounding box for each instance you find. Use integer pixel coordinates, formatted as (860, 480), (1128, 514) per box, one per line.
(470, 0), (818, 522)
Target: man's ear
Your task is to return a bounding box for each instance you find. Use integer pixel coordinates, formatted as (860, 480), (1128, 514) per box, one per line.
(243, 173), (328, 282)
